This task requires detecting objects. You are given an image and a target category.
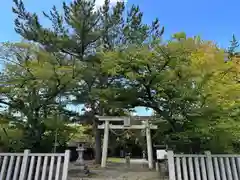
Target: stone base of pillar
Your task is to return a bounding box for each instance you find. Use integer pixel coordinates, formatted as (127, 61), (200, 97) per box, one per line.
(125, 153), (131, 168)
(155, 162), (159, 171)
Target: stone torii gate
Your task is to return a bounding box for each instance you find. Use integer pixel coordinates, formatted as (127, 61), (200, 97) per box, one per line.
(97, 116), (158, 169)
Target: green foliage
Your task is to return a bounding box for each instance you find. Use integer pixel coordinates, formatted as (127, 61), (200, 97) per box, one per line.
(12, 0), (163, 54)
(1, 35), (240, 154)
(11, 0), (164, 162)
(101, 35), (240, 153)
(1, 0), (238, 156)
(0, 42), (77, 152)
(172, 32), (187, 41)
(12, 0), (164, 117)
(0, 119), (24, 152)
(68, 124), (93, 145)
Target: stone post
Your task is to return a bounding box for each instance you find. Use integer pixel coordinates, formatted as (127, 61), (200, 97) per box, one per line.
(146, 121), (153, 169)
(101, 120), (110, 168)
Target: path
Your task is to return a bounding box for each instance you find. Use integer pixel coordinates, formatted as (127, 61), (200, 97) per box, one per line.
(68, 161), (165, 180)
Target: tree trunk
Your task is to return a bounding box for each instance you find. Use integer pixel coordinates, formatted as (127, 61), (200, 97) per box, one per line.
(93, 120), (102, 164)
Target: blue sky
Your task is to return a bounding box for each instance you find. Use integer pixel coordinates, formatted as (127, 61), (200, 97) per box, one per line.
(1, 0), (240, 115)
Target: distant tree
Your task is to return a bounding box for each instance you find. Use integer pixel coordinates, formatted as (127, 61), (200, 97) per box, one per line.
(228, 34), (239, 58)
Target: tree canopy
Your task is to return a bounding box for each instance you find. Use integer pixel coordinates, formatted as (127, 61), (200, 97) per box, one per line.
(0, 0), (239, 160)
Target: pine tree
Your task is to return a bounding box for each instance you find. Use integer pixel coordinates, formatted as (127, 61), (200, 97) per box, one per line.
(12, 0), (164, 163)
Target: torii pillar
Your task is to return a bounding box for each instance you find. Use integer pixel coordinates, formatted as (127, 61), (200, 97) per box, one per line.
(101, 120), (110, 168)
(145, 120), (154, 169)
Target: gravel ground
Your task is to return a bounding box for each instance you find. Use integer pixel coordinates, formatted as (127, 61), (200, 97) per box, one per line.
(68, 161), (165, 180)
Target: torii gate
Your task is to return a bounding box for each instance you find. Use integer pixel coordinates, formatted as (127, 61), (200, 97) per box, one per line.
(97, 116), (158, 169)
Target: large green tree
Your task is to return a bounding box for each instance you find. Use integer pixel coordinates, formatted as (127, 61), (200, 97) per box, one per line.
(0, 42), (77, 152)
(12, 0), (164, 163)
(100, 34), (240, 153)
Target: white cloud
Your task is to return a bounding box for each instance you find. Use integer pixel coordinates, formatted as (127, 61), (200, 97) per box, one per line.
(95, 0), (127, 7)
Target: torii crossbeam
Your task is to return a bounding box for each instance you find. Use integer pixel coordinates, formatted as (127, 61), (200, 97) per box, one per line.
(97, 116), (158, 169)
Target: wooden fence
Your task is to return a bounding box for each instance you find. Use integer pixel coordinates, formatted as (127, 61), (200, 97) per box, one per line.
(0, 149), (70, 180)
(167, 151), (240, 180)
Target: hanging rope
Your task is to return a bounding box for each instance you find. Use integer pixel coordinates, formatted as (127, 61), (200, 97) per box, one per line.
(109, 128), (135, 137)
(109, 125), (159, 139)
(110, 128), (128, 136)
(110, 129), (134, 136)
